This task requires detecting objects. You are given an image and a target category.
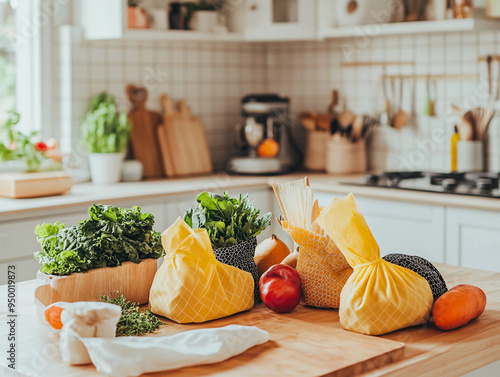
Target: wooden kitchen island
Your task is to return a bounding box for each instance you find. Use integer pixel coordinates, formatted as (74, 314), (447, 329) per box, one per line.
(1, 264), (499, 377)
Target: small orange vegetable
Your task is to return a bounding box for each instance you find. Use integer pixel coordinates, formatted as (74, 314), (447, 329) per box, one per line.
(45, 305), (65, 330)
(433, 284), (486, 331)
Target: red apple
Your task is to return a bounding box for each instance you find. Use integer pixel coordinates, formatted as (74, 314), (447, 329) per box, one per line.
(259, 264), (301, 313)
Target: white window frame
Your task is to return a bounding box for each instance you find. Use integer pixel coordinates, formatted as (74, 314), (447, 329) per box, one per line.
(14, 0), (53, 137)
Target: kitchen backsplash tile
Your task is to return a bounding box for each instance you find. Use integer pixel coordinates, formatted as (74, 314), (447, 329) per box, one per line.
(266, 31), (500, 173)
(55, 21), (500, 173)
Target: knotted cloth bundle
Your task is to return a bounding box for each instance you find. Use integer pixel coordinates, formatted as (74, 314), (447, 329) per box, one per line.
(383, 253), (448, 302)
(149, 218), (254, 323)
(283, 223), (352, 309)
(316, 194), (433, 335)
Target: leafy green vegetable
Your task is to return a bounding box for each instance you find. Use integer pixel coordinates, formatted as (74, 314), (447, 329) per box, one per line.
(101, 293), (163, 336)
(34, 204), (164, 276)
(184, 192), (272, 249)
(82, 92), (130, 153)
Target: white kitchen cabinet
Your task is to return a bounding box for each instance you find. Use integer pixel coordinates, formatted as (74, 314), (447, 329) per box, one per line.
(315, 192), (446, 263)
(243, 0), (316, 41)
(446, 207), (500, 273)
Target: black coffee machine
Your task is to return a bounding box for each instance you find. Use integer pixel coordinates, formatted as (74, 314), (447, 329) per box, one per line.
(227, 94), (302, 175)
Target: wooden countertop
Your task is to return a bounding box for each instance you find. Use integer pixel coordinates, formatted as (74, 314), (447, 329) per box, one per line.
(0, 264), (499, 376)
(2, 173), (500, 221)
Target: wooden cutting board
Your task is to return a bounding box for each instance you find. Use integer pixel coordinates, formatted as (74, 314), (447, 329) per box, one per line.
(189, 109), (213, 175)
(157, 94), (181, 177)
(157, 95), (213, 177)
(35, 259), (157, 307)
(127, 85), (164, 178)
(0, 171), (73, 198)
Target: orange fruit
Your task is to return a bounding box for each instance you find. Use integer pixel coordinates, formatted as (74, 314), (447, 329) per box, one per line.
(257, 139), (279, 158)
(45, 305), (65, 329)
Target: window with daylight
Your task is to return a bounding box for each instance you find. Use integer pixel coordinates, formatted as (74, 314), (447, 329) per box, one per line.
(0, 0), (16, 117)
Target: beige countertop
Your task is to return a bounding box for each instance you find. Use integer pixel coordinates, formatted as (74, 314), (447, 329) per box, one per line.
(1, 172), (500, 220)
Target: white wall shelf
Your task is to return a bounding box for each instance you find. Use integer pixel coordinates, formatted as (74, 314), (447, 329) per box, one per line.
(123, 29), (244, 42)
(319, 18), (500, 39)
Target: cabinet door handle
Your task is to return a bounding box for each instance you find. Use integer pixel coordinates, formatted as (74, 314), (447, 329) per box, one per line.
(250, 3), (258, 11)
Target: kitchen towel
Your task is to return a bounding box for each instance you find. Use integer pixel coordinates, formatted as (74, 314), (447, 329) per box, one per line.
(284, 223), (352, 309)
(316, 193), (433, 335)
(149, 217), (255, 323)
(80, 325), (270, 377)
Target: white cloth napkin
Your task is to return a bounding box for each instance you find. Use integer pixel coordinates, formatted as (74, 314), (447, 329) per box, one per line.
(80, 325), (270, 377)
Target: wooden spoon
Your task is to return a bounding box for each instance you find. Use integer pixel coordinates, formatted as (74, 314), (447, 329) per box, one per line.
(392, 79), (408, 129)
(458, 110), (475, 141)
(351, 115), (364, 143)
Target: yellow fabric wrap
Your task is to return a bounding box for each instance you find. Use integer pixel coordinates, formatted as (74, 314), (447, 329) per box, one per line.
(149, 217), (254, 324)
(316, 194), (433, 335)
(283, 223), (352, 309)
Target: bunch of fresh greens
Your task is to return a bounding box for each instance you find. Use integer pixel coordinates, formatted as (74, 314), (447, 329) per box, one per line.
(82, 92), (130, 154)
(184, 192), (272, 249)
(34, 204), (164, 276)
(101, 293), (162, 337)
(0, 112), (55, 172)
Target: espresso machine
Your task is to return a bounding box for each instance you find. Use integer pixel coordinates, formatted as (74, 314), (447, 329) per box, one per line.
(227, 94), (302, 175)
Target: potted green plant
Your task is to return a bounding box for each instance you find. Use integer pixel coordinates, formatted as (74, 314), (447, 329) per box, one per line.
(128, 0), (150, 29)
(82, 93), (130, 184)
(0, 112), (60, 172)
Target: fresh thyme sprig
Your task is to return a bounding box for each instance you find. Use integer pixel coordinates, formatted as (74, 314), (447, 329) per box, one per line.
(100, 293), (163, 337)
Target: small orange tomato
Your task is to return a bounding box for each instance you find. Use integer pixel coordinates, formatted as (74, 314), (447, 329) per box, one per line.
(258, 139), (279, 158)
(44, 305), (65, 329)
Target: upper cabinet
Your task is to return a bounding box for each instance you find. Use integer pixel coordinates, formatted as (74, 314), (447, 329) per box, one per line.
(78, 0), (500, 42)
(243, 0), (316, 41)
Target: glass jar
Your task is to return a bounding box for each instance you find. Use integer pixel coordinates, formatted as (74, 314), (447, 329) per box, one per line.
(453, 0), (474, 18)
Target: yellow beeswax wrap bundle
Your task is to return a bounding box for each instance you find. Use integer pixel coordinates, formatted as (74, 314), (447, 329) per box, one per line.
(149, 218), (254, 324)
(283, 222), (352, 309)
(316, 194), (433, 335)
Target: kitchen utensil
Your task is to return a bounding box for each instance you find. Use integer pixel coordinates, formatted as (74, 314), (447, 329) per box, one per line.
(338, 100), (355, 130)
(328, 90), (339, 115)
(496, 59), (500, 100)
(300, 112), (317, 131)
(479, 107), (496, 140)
(157, 94), (177, 177)
(317, 114), (332, 131)
(487, 55), (493, 98)
(351, 114), (364, 143)
(127, 84), (164, 178)
(330, 117), (340, 136)
(424, 78), (437, 116)
(0, 171), (73, 199)
(473, 107), (485, 138)
(35, 259), (157, 307)
(392, 79), (408, 129)
(380, 78), (391, 127)
(458, 110), (475, 141)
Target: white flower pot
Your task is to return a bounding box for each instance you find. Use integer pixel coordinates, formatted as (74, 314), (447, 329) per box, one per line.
(88, 153), (125, 184)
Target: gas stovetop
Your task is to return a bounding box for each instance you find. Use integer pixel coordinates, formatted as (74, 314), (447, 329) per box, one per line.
(341, 171), (500, 198)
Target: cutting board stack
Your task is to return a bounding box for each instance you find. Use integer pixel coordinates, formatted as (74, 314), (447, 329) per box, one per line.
(127, 84), (213, 178)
